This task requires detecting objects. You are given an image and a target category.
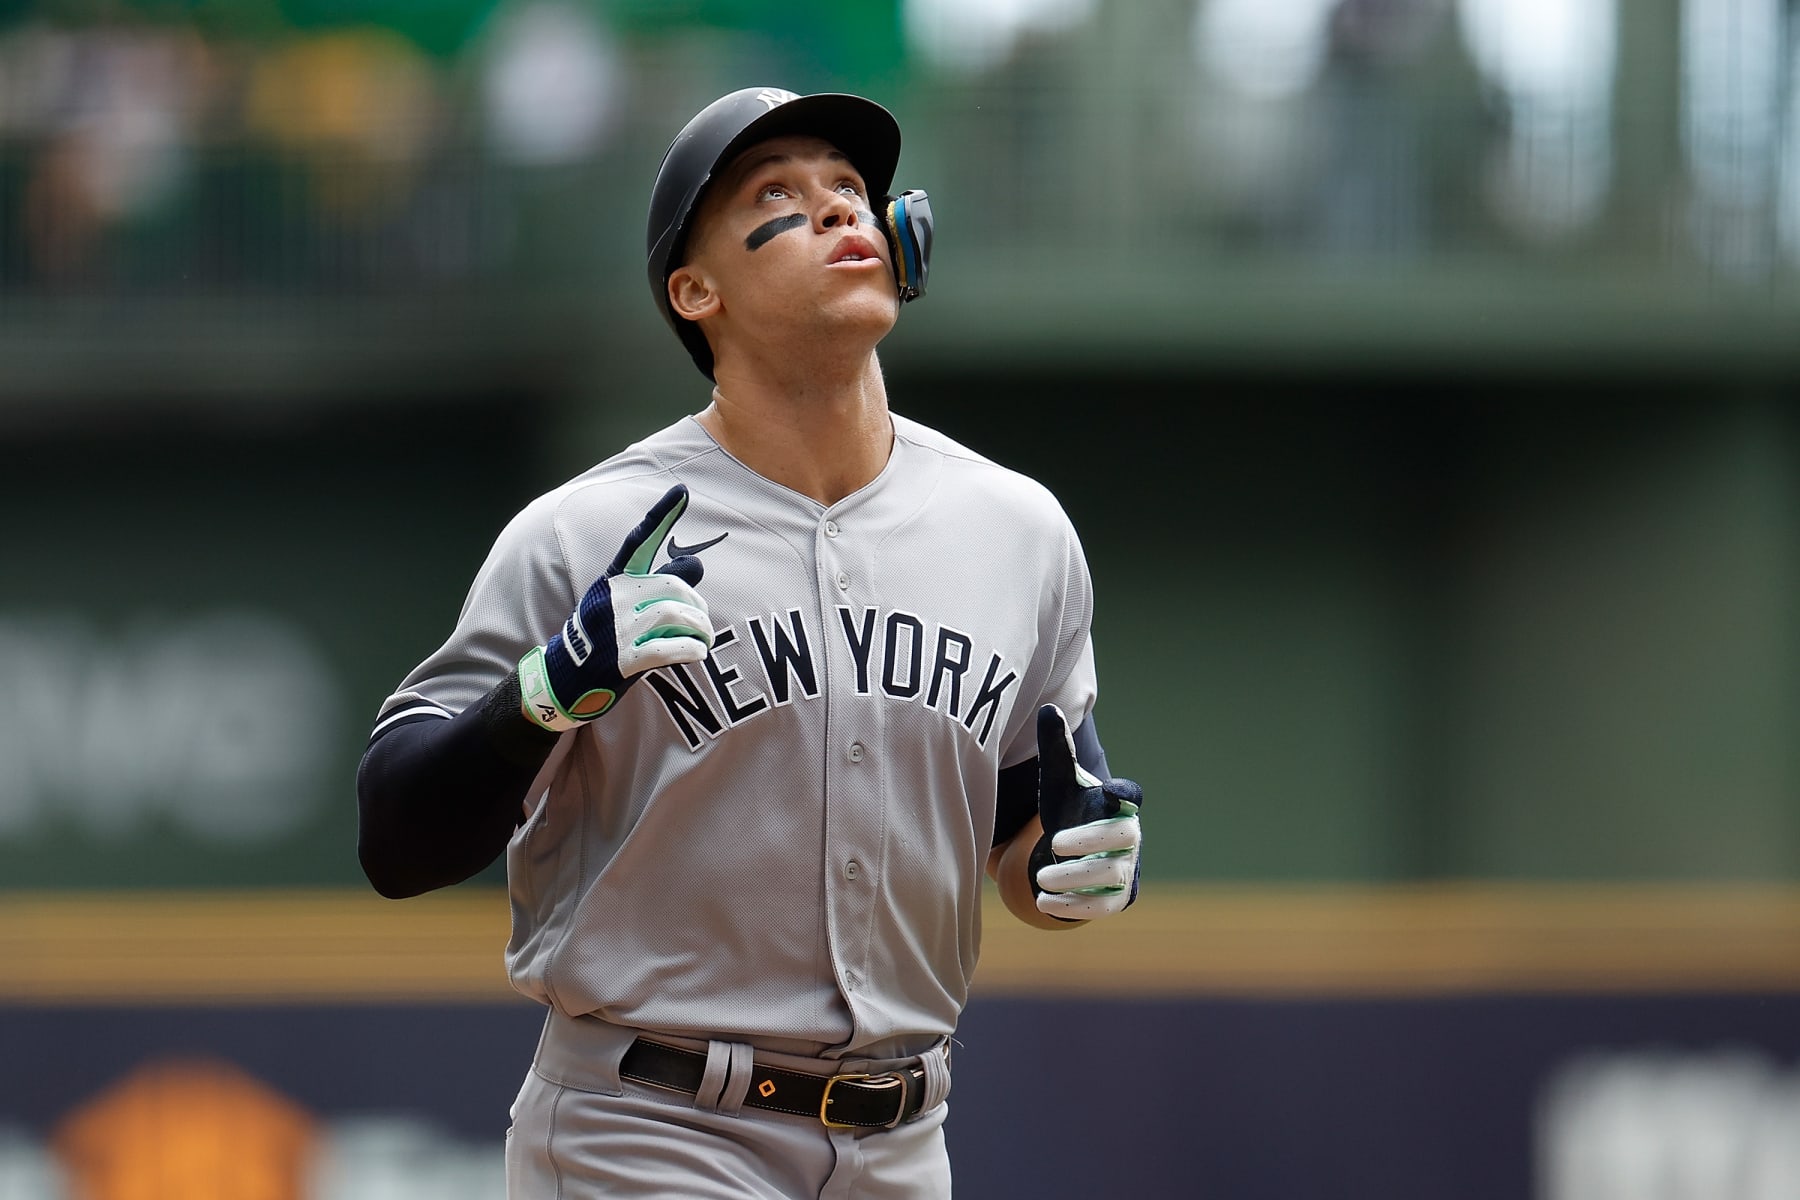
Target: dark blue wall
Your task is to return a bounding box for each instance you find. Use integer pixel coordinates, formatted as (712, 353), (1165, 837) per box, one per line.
(11, 992), (1800, 1199)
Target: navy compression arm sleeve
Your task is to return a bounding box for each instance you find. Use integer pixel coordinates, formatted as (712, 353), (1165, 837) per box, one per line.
(356, 672), (559, 899)
(992, 715), (1113, 848)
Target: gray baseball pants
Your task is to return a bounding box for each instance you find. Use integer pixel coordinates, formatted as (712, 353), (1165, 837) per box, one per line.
(506, 1011), (954, 1199)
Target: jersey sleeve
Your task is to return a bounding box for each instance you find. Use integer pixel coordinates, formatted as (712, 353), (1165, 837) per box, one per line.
(374, 493), (578, 726)
(994, 507), (1100, 770)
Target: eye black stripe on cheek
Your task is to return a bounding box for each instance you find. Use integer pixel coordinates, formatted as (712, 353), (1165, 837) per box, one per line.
(744, 213), (808, 251)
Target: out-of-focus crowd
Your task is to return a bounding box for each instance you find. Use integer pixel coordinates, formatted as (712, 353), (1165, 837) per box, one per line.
(4, 0), (1795, 299)
(0, 2), (627, 292)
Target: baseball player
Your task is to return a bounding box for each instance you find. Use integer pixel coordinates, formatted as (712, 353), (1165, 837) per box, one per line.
(356, 87), (1144, 1198)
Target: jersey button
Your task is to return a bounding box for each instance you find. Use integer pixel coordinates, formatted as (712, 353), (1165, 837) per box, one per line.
(848, 742), (865, 762)
(844, 859), (861, 881)
(824, 520), (840, 538)
(835, 572), (851, 591)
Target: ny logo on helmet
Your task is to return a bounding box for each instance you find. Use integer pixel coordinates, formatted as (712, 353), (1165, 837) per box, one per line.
(755, 88), (799, 111)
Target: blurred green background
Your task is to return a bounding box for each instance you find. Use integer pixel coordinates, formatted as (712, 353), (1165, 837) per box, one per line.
(1, 0), (1797, 890)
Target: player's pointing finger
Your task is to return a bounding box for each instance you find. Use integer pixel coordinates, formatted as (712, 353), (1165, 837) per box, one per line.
(609, 483), (691, 578)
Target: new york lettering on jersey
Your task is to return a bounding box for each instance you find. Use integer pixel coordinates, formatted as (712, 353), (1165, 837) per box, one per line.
(645, 604), (1018, 751)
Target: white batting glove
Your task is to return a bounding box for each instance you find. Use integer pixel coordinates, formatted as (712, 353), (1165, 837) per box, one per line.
(1035, 808), (1142, 920)
(1030, 704), (1144, 921)
(519, 484), (713, 731)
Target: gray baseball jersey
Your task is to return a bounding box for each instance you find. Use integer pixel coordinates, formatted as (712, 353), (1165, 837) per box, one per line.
(375, 413), (1098, 1061)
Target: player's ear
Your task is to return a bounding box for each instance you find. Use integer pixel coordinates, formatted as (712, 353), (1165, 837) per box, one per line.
(667, 264), (721, 323)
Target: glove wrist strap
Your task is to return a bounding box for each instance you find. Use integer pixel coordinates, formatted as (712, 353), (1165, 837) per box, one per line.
(518, 646), (582, 733)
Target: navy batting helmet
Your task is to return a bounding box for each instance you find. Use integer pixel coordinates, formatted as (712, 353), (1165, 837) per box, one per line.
(646, 87), (905, 381)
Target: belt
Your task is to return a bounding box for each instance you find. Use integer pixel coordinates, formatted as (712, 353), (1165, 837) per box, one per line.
(619, 1037), (929, 1129)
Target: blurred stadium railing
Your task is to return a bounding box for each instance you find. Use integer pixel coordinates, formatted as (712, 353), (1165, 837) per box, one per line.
(2, 0), (1799, 406)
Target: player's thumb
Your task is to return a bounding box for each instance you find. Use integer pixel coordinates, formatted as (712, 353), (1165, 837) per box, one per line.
(1035, 705), (1089, 833)
(659, 554), (704, 588)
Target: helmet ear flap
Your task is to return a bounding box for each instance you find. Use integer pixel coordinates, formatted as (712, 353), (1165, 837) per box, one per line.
(883, 189), (933, 302)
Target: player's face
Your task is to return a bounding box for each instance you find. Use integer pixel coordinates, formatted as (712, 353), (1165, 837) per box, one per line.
(672, 135), (899, 368)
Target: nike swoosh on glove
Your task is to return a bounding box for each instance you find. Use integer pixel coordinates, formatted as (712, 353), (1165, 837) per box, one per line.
(1030, 703), (1143, 921)
(518, 484), (714, 731)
